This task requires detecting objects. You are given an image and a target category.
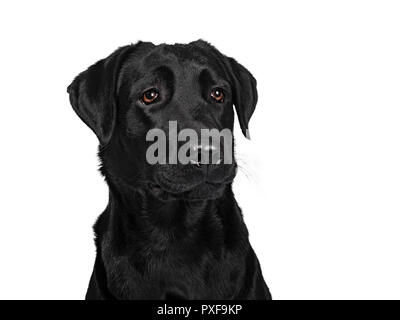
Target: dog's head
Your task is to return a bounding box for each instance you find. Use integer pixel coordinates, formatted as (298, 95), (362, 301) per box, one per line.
(67, 40), (258, 201)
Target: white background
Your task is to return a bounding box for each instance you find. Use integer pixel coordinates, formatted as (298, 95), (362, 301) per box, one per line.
(0, 0), (399, 300)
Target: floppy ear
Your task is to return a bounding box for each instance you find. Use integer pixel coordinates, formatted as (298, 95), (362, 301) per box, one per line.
(67, 45), (133, 145)
(225, 57), (258, 139)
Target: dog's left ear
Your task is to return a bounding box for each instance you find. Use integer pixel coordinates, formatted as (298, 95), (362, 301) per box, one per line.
(225, 57), (258, 139)
(67, 45), (133, 146)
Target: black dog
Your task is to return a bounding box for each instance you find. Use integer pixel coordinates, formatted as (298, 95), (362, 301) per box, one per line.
(67, 40), (271, 300)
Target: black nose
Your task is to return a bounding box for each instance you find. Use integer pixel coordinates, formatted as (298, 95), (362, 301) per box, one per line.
(190, 144), (221, 166)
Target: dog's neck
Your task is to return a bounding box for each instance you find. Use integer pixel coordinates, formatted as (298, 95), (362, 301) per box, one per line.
(100, 178), (244, 254)
(110, 182), (220, 229)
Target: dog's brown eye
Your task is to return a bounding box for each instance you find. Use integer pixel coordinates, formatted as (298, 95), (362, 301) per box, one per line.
(141, 89), (159, 105)
(210, 88), (225, 103)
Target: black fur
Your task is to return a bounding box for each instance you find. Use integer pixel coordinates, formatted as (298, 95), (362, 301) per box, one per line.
(67, 40), (271, 300)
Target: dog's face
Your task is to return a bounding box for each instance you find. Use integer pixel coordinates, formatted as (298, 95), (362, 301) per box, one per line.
(68, 40), (257, 201)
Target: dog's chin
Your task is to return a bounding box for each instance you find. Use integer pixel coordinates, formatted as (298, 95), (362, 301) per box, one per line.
(146, 167), (237, 201)
(148, 180), (227, 202)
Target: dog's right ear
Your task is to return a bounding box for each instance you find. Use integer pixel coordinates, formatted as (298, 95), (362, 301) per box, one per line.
(67, 45), (134, 146)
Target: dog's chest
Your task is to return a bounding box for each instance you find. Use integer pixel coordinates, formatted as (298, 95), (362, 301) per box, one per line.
(102, 239), (240, 299)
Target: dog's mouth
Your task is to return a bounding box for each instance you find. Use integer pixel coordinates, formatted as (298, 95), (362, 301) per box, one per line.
(156, 173), (203, 193)
(148, 169), (236, 201)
